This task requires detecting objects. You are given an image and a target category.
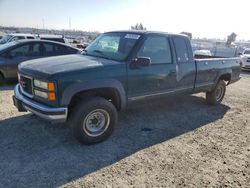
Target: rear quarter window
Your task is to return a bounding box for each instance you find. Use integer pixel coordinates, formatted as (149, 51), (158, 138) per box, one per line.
(173, 37), (189, 63)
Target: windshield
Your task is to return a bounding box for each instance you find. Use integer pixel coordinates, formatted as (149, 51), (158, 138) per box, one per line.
(0, 35), (12, 44)
(82, 32), (141, 61)
(244, 50), (250, 54)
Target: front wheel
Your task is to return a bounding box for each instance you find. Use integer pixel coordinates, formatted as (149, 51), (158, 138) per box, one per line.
(206, 80), (226, 105)
(68, 97), (118, 145)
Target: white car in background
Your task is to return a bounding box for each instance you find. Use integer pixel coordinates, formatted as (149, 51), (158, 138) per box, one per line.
(240, 49), (250, 70)
(0, 33), (38, 44)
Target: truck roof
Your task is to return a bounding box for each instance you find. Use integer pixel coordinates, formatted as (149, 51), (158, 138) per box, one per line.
(105, 30), (188, 38)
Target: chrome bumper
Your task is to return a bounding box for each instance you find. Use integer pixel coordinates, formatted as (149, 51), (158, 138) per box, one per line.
(13, 84), (68, 122)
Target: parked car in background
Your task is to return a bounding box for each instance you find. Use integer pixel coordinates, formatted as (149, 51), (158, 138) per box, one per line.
(38, 34), (67, 43)
(0, 40), (80, 83)
(239, 48), (250, 70)
(71, 42), (89, 50)
(0, 33), (38, 44)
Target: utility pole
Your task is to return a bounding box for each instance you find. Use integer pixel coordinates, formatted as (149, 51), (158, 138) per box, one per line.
(42, 18), (45, 29)
(69, 16), (71, 30)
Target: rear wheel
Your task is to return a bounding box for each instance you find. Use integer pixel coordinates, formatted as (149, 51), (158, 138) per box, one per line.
(68, 97), (118, 145)
(0, 74), (4, 85)
(206, 80), (226, 105)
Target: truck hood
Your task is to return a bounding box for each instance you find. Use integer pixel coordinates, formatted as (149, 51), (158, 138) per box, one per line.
(19, 54), (122, 75)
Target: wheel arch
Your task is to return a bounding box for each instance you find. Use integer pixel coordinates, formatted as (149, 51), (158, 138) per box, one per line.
(61, 79), (127, 111)
(0, 71), (5, 79)
(216, 69), (232, 85)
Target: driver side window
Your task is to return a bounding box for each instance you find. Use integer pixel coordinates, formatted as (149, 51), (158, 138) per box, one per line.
(137, 36), (172, 64)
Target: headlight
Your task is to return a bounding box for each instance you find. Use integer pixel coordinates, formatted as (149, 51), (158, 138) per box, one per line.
(34, 80), (49, 90)
(34, 89), (48, 99)
(33, 79), (56, 100)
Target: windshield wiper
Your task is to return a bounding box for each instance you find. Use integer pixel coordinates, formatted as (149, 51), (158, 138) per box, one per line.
(92, 50), (112, 60)
(84, 49), (112, 60)
(93, 49), (104, 55)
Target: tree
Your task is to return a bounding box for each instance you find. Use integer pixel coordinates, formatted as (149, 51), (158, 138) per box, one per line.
(226, 32), (237, 47)
(180, 32), (192, 39)
(131, 23), (146, 30)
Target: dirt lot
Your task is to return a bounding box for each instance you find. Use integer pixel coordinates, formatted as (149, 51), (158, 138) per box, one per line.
(0, 73), (249, 188)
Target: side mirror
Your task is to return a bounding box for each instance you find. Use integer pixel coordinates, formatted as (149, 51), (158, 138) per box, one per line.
(238, 52), (243, 56)
(131, 57), (151, 69)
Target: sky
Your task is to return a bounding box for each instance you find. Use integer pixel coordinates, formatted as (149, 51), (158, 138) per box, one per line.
(0, 0), (249, 40)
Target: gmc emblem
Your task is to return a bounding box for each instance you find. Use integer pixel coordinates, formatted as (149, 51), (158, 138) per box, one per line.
(20, 80), (27, 88)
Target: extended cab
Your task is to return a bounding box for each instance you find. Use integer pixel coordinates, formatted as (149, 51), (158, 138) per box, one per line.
(13, 31), (241, 144)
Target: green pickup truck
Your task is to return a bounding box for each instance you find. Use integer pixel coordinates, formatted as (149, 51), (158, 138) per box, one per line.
(13, 31), (241, 144)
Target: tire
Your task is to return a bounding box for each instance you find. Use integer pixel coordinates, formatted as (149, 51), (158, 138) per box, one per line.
(206, 80), (226, 105)
(68, 97), (118, 145)
(0, 74), (4, 85)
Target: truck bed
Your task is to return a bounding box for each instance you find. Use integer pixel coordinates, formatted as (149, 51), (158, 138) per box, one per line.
(194, 57), (241, 91)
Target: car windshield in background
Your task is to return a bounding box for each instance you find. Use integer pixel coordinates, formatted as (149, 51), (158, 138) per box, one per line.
(0, 41), (18, 51)
(82, 33), (141, 61)
(244, 50), (250, 54)
(0, 35), (12, 44)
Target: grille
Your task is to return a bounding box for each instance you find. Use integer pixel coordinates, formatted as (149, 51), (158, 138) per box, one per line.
(19, 75), (33, 95)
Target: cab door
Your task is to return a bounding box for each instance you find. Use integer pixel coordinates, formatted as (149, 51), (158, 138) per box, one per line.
(127, 34), (177, 99)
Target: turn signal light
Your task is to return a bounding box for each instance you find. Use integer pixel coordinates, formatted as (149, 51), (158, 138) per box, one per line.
(48, 92), (56, 101)
(48, 82), (55, 91)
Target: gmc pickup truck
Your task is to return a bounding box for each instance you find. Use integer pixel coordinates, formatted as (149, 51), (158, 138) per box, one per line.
(13, 31), (241, 144)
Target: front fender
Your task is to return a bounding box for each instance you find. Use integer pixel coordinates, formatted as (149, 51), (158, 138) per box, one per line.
(61, 79), (127, 109)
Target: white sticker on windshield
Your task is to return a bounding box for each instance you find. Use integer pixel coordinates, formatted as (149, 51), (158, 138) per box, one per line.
(125, 34), (141, 40)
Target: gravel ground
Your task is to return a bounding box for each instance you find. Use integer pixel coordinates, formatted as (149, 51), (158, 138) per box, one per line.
(0, 73), (249, 188)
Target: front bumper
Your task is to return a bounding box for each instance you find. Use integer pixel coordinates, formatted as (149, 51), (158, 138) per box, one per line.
(13, 84), (68, 122)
